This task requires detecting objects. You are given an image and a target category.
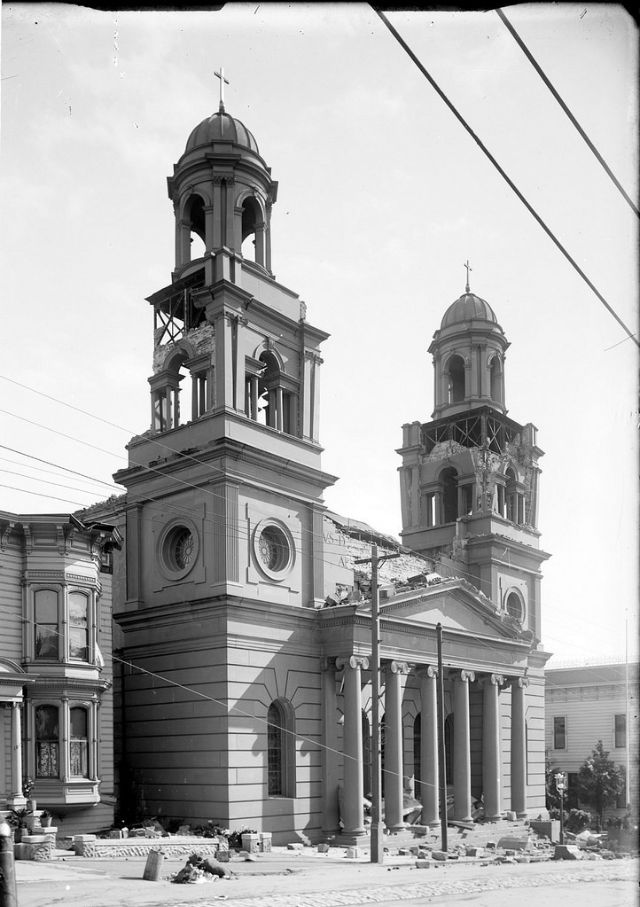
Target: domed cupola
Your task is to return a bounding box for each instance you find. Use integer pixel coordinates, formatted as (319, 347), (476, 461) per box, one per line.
(429, 265), (510, 420)
(167, 82), (278, 281)
(184, 107), (260, 156)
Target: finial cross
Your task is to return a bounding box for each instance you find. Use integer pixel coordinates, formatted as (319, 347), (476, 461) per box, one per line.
(214, 66), (230, 110)
(463, 259), (472, 293)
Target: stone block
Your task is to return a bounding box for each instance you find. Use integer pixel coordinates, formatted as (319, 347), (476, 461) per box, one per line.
(485, 841), (496, 849)
(398, 847), (410, 855)
(109, 830), (124, 839)
(465, 846), (481, 857)
(317, 843), (330, 853)
(215, 836), (229, 851)
(415, 859), (432, 869)
(345, 846), (361, 859)
(242, 833), (260, 853)
(505, 811), (517, 821)
(216, 850), (230, 862)
(498, 836), (530, 851)
(177, 825), (191, 836)
(431, 850), (448, 861)
(72, 835), (97, 842)
(504, 849), (516, 857)
(259, 832), (272, 853)
(286, 842), (303, 851)
(554, 845), (583, 861)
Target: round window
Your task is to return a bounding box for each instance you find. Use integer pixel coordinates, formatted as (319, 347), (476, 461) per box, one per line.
(160, 523), (198, 579)
(254, 520), (294, 580)
(506, 591), (524, 622)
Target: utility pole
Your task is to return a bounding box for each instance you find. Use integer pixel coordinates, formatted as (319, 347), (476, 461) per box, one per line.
(436, 622), (448, 852)
(355, 543), (399, 864)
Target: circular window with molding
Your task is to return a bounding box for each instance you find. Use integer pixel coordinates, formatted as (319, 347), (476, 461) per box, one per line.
(505, 590), (525, 624)
(253, 519), (294, 581)
(158, 520), (199, 580)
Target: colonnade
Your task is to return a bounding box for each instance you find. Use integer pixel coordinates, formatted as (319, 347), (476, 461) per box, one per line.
(322, 659), (529, 839)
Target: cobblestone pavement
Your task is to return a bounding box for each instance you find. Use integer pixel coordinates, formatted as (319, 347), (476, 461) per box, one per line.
(166, 862), (638, 907)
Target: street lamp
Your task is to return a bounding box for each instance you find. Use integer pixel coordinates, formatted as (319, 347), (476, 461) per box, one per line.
(554, 772), (566, 845)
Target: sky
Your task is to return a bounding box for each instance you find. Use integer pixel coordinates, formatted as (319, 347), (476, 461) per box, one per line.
(1, 3), (638, 666)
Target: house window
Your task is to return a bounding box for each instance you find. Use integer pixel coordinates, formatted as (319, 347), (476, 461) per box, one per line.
(553, 715), (566, 750)
(70, 707), (89, 777)
(614, 714), (626, 748)
(35, 705), (60, 778)
(34, 590), (59, 659)
(68, 592), (89, 660)
(267, 699), (295, 797)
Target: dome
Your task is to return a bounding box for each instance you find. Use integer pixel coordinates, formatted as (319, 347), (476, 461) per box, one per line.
(185, 105), (259, 155)
(441, 291), (498, 329)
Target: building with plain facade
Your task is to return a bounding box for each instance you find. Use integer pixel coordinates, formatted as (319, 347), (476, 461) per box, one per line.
(545, 662), (638, 820)
(0, 511), (121, 833)
(107, 97), (552, 843)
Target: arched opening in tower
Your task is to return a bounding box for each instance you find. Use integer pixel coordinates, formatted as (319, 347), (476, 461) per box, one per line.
(441, 467), (459, 523)
(186, 194), (206, 261)
(489, 355), (502, 405)
(241, 197), (264, 265)
(447, 355), (465, 404)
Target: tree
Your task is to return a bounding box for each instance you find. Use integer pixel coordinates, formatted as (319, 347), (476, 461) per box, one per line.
(576, 740), (625, 827)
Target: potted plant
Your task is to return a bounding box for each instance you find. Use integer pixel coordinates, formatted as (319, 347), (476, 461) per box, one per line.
(40, 810), (54, 828)
(7, 808), (29, 843)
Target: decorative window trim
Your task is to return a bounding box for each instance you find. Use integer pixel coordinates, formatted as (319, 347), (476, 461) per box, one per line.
(157, 517), (200, 581)
(553, 714), (567, 750)
(267, 698), (296, 798)
(253, 518), (295, 582)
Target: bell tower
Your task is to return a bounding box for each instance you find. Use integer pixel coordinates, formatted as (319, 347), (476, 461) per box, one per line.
(397, 272), (549, 642)
(114, 84), (335, 613)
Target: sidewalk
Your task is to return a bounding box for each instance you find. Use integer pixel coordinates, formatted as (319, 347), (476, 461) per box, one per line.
(13, 847), (639, 907)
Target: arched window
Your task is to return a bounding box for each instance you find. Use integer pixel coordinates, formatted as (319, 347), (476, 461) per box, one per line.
(70, 707), (89, 777)
(35, 705), (60, 778)
(68, 592), (89, 660)
(413, 713), (421, 795)
(489, 355), (502, 404)
(34, 590), (59, 660)
(441, 467), (459, 523)
(247, 350), (296, 435)
(185, 194), (206, 261)
(267, 699), (295, 797)
(446, 355), (465, 404)
(152, 348), (207, 432)
(241, 197), (264, 265)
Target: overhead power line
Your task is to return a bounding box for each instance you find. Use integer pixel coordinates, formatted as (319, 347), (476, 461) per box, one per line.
(496, 7), (639, 219)
(372, 8), (639, 349)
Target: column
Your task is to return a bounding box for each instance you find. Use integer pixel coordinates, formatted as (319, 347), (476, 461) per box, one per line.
(11, 702), (25, 802)
(250, 375), (259, 421)
(276, 387), (284, 432)
(510, 677), (529, 817)
(60, 696), (70, 782)
(89, 697), (98, 781)
(482, 674), (504, 820)
(418, 666), (439, 826)
(320, 659), (339, 836)
(453, 670), (475, 822)
(384, 661), (409, 831)
(337, 656), (368, 838)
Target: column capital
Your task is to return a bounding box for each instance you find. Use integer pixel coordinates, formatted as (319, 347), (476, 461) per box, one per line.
(386, 660), (411, 675)
(453, 669), (475, 684)
(481, 673), (506, 687)
(509, 676), (530, 689)
(336, 655), (369, 672)
(320, 656), (337, 672)
(416, 665), (438, 680)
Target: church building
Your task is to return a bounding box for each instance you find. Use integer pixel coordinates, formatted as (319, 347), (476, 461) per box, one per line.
(107, 94), (551, 844)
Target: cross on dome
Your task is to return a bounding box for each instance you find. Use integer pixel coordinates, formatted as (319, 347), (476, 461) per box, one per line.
(463, 259), (472, 293)
(214, 66), (230, 112)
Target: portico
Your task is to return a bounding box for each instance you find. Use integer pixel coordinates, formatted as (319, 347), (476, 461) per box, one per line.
(319, 581), (545, 841)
